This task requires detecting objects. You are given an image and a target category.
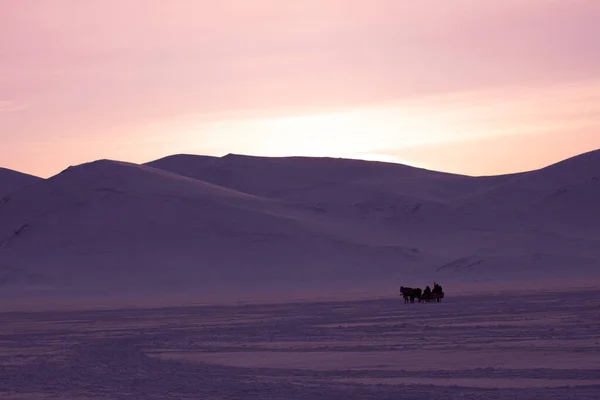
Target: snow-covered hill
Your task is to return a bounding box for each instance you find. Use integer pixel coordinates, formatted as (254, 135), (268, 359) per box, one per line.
(0, 150), (598, 298)
(0, 160), (429, 293)
(0, 167), (41, 198)
(146, 153), (503, 201)
(455, 149), (600, 237)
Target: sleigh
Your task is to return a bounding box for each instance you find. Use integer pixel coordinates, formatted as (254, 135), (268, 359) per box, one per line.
(419, 291), (444, 303)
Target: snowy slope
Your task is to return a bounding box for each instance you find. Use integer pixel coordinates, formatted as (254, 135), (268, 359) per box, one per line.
(145, 154), (508, 239)
(456, 149), (600, 236)
(0, 167), (41, 198)
(146, 153), (491, 200)
(0, 150), (598, 296)
(146, 151), (600, 281)
(0, 160), (428, 292)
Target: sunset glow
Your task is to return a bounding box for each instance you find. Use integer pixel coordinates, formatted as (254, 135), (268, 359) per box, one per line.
(1, 0), (599, 177)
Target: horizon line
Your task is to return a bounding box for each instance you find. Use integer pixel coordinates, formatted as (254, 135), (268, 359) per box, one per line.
(3, 147), (599, 181)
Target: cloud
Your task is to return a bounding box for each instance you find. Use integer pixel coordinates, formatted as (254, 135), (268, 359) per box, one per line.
(361, 80), (600, 176)
(361, 79), (600, 150)
(2, 0), (599, 120)
(0, 101), (27, 113)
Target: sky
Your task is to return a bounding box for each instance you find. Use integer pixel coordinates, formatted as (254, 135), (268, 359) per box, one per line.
(1, 0), (600, 178)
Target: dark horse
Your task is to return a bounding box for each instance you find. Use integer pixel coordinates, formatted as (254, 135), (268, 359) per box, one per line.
(400, 286), (422, 303)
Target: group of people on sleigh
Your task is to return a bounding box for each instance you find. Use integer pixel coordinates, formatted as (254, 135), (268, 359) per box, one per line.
(423, 282), (444, 297)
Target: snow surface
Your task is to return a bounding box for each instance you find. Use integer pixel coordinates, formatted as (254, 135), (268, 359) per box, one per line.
(1, 152), (599, 399)
(0, 288), (599, 399)
(0, 167), (41, 199)
(0, 151), (599, 299)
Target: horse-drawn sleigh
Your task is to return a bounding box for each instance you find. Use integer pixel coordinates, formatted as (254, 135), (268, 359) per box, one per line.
(400, 283), (444, 303)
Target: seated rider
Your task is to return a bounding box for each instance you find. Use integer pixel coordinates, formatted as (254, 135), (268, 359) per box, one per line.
(424, 285), (431, 295)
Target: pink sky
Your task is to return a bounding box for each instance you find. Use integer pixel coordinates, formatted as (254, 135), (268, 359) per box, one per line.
(1, 0), (600, 177)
